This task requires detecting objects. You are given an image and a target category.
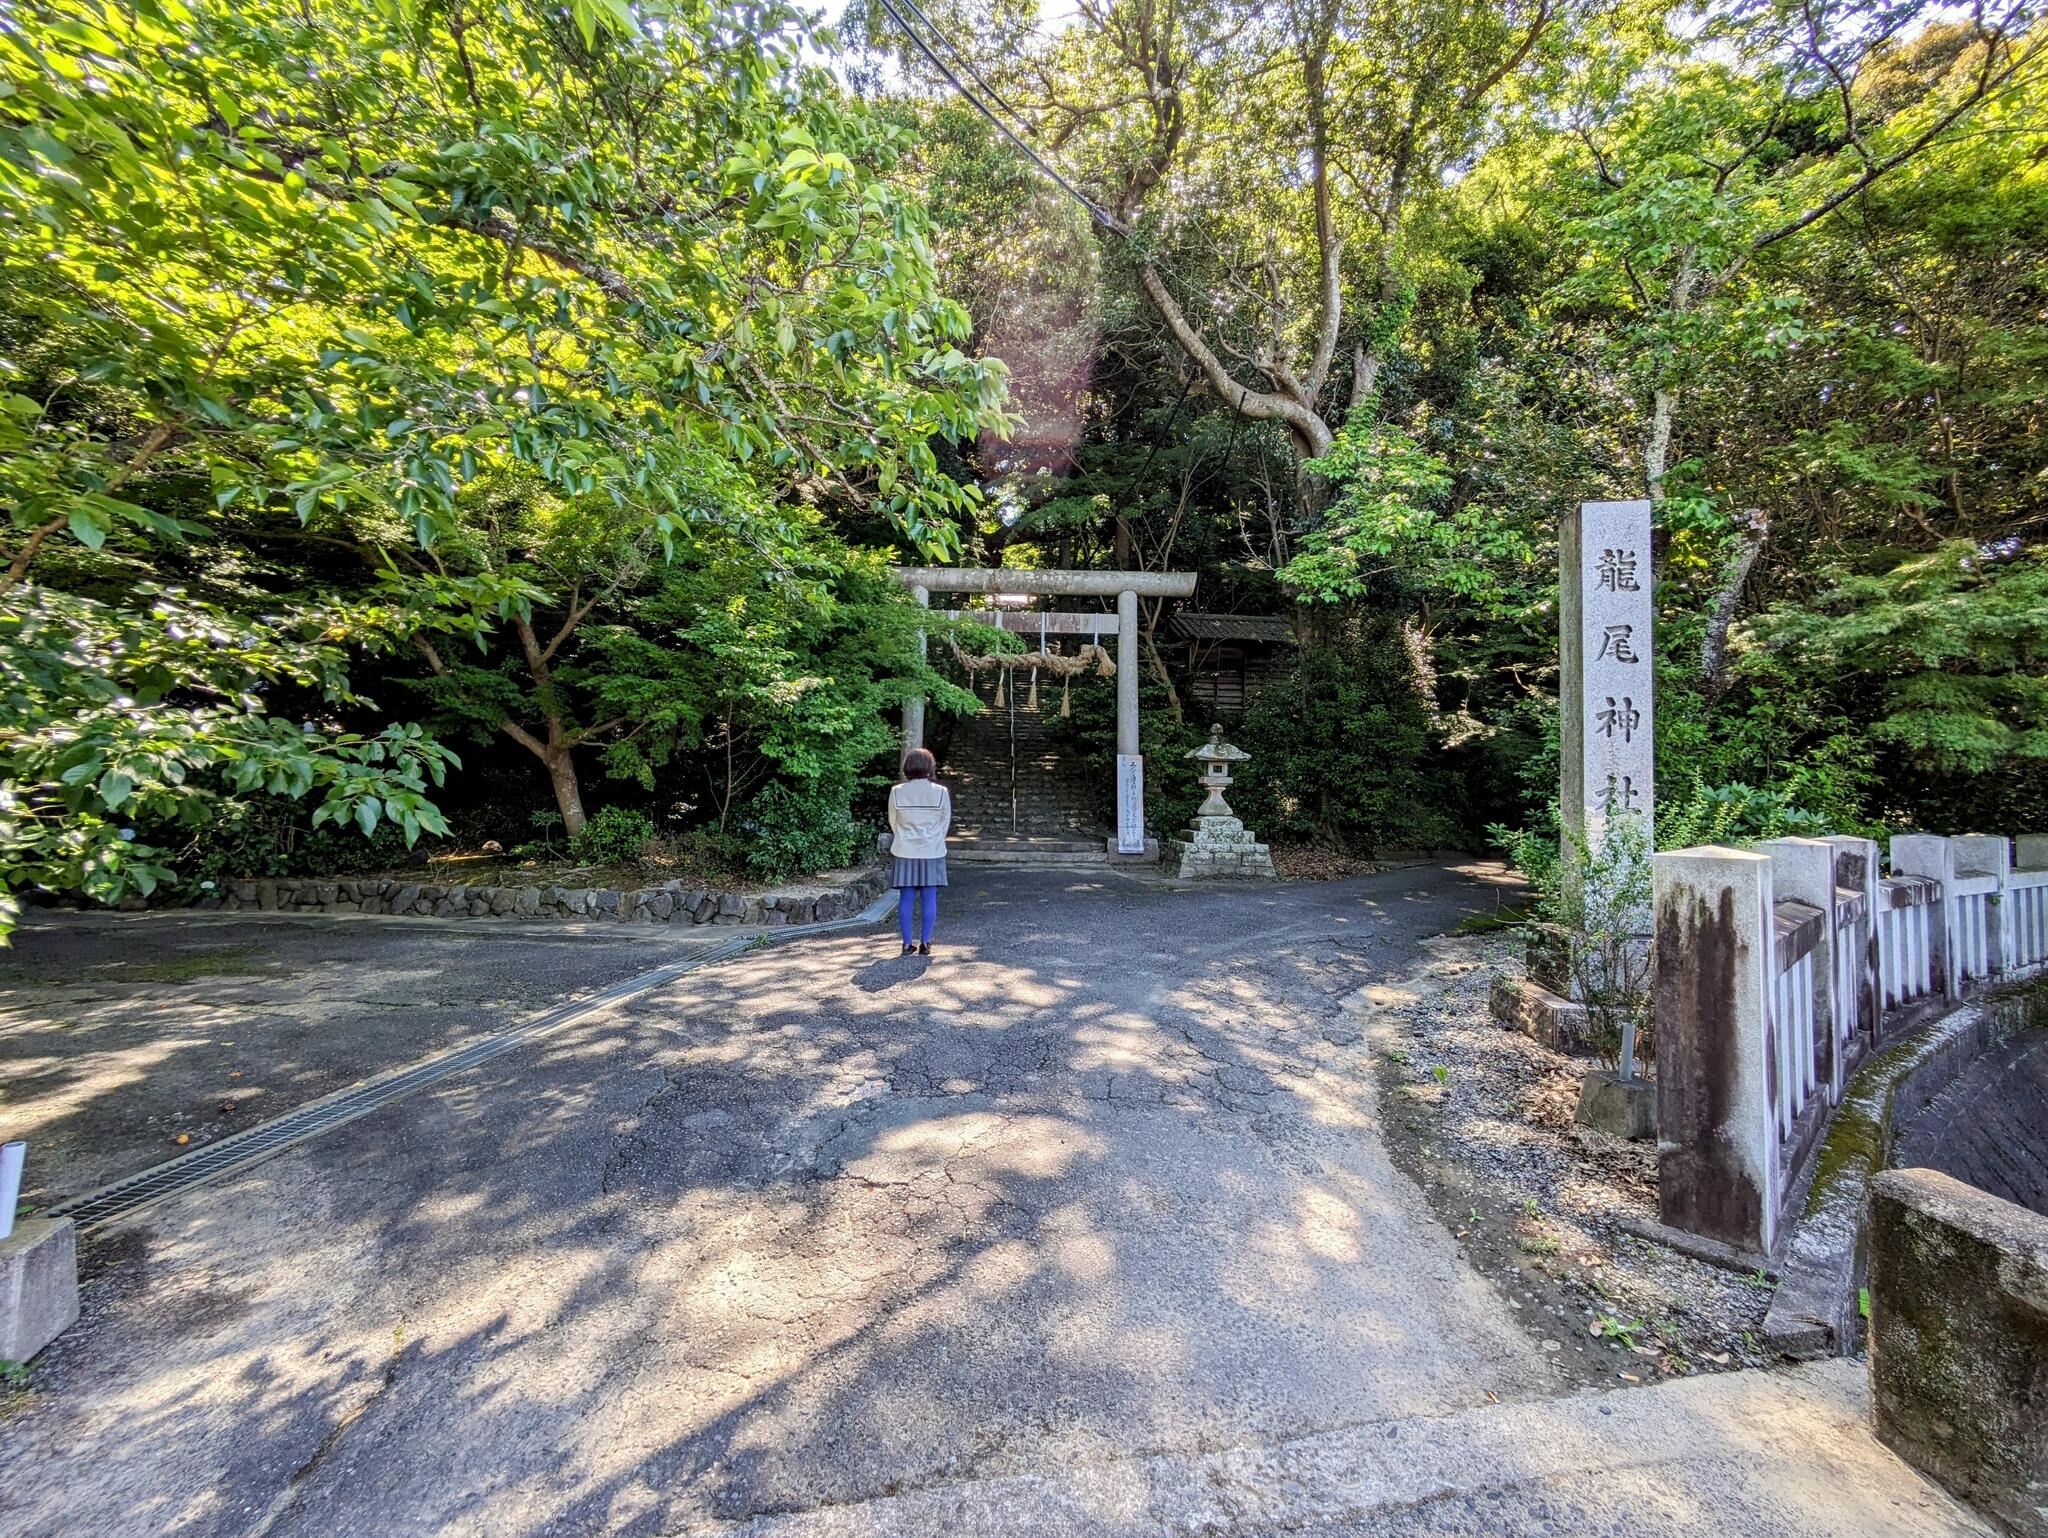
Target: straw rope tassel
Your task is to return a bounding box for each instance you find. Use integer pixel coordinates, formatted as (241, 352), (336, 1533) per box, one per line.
(1060, 674), (1071, 717)
(992, 669), (1005, 708)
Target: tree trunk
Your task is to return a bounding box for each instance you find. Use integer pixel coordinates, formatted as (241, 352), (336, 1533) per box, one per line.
(543, 743), (587, 836)
(1701, 511), (1769, 697)
(1644, 250), (1699, 501)
(1644, 386), (1677, 499)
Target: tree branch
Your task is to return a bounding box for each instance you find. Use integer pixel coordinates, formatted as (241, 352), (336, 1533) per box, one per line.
(1136, 263), (1334, 456)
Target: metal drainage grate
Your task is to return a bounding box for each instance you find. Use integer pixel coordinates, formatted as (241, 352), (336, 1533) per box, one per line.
(46, 897), (889, 1234)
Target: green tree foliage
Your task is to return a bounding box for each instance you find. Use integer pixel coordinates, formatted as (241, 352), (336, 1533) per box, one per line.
(1756, 543), (2048, 775)
(1230, 615), (1459, 853)
(885, 0), (2048, 849)
(0, 0), (1009, 922)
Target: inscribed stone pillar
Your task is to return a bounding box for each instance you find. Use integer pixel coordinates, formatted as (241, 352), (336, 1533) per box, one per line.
(1115, 588), (1144, 853)
(1561, 500), (1655, 862)
(902, 583), (928, 755)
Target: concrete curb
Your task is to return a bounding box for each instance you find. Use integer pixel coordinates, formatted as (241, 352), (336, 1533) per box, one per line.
(1764, 977), (2048, 1358)
(167, 864), (891, 930)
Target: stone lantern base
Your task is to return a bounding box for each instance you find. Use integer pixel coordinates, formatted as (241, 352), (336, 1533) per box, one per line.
(1169, 814), (1277, 880)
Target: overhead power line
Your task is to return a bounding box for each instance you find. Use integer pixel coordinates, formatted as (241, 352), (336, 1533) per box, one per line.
(891, 0), (1033, 132)
(871, 0), (1130, 238)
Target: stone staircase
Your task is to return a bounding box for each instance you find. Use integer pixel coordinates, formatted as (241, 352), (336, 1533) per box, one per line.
(939, 691), (1106, 864)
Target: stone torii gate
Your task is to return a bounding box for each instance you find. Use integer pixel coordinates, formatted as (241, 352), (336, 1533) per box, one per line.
(893, 567), (1199, 856)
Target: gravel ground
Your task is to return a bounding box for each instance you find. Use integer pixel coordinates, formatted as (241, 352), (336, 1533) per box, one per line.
(1359, 932), (1780, 1390)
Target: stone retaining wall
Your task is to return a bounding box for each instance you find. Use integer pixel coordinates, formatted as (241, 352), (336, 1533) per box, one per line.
(194, 866), (888, 928)
(1869, 1166), (2048, 1537)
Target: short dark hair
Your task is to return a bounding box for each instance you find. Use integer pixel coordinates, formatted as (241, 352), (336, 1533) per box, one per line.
(901, 747), (936, 780)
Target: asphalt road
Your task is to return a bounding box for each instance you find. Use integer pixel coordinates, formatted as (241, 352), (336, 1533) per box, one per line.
(0, 910), (718, 1208)
(0, 864), (1978, 1538)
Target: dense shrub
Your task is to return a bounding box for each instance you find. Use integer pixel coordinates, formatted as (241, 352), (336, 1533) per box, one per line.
(152, 800), (431, 894)
(570, 805), (656, 865)
(738, 777), (868, 881)
(1230, 616), (1463, 853)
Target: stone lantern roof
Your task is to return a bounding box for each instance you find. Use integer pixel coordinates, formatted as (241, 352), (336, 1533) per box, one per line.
(1186, 726), (1251, 763)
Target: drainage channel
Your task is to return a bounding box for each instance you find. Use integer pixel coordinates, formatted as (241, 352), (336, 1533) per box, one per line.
(46, 897), (891, 1234)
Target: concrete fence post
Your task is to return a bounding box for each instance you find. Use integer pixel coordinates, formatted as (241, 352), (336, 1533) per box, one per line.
(2017, 835), (2048, 980)
(1953, 833), (2011, 980)
(1764, 837), (1841, 1100)
(1890, 835), (1957, 1002)
(1826, 834), (1882, 1059)
(1654, 846), (1781, 1255)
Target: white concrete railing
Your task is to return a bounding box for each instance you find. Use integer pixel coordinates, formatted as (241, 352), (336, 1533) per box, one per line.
(2011, 845), (2048, 973)
(1770, 901), (1823, 1142)
(1876, 877), (1938, 1012)
(1654, 831), (2044, 1256)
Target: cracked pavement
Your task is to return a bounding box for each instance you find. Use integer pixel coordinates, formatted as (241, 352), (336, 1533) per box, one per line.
(0, 864), (1978, 1538)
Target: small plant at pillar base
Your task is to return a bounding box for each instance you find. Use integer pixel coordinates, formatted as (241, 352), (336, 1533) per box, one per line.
(1539, 814), (1656, 1074)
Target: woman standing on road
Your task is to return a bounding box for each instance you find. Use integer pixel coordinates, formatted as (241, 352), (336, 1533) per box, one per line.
(887, 747), (951, 956)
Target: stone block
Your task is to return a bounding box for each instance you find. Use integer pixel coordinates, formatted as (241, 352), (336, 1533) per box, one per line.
(649, 892), (674, 920)
(1488, 975), (1589, 1051)
(763, 909), (789, 927)
(232, 881), (258, 903)
(1575, 1069), (1657, 1140)
(692, 897), (717, 924)
(815, 894), (843, 922)
(717, 893), (744, 918)
(391, 882), (420, 913)
(0, 1219), (79, 1363)
(1869, 1167), (2048, 1536)
(594, 890), (621, 916)
(257, 880), (279, 911)
(742, 898), (765, 924)
(1524, 926), (1572, 997)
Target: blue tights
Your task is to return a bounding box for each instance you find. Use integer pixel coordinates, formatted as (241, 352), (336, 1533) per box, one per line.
(897, 886), (938, 946)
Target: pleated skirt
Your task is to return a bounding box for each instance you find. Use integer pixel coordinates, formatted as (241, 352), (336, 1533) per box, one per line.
(891, 855), (949, 889)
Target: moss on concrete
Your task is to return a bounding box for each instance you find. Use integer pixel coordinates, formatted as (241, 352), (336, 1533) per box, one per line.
(102, 945), (265, 983)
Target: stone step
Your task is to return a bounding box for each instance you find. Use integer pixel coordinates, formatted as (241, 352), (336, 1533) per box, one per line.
(950, 837), (1107, 866)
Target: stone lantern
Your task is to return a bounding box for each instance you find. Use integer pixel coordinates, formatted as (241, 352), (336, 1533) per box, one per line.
(1169, 726), (1276, 880)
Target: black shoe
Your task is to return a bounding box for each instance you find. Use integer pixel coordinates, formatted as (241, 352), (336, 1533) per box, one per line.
(901, 942), (916, 955)
(918, 942), (931, 956)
